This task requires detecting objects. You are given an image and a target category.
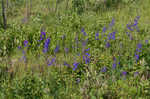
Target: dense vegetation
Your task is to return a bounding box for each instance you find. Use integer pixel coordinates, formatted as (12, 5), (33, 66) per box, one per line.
(0, 0), (150, 98)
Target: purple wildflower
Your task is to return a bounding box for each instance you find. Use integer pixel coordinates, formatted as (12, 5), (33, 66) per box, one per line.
(137, 43), (142, 49)
(43, 38), (50, 53)
(24, 40), (28, 47)
(85, 48), (90, 52)
(81, 28), (84, 32)
(82, 40), (87, 46)
(102, 26), (107, 33)
(136, 48), (141, 52)
(122, 71), (127, 76)
(81, 28), (87, 36)
(108, 32), (116, 40)
(64, 61), (71, 67)
(127, 24), (134, 31)
(73, 62), (79, 71)
(112, 63), (116, 69)
(106, 42), (110, 48)
(18, 46), (21, 49)
(85, 56), (90, 64)
(95, 31), (99, 40)
(48, 58), (56, 66)
(40, 32), (46, 41)
(64, 48), (69, 53)
(54, 45), (60, 53)
(145, 40), (148, 44)
(135, 53), (139, 61)
(85, 53), (90, 57)
(109, 18), (115, 28)
(101, 66), (107, 72)
(118, 62), (120, 65)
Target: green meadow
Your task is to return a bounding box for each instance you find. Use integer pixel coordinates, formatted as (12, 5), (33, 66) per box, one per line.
(0, 0), (150, 98)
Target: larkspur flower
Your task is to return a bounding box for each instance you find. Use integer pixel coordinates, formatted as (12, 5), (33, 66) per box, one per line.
(95, 31), (99, 40)
(18, 46), (21, 49)
(40, 32), (46, 41)
(118, 62), (120, 65)
(106, 42), (110, 48)
(133, 16), (140, 26)
(73, 62), (79, 71)
(109, 18), (115, 28)
(43, 38), (50, 53)
(112, 32), (116, 40)
(48, 58), (56, 66)
(112, 63), (116, 69)
(135, 53), (139, 61)
(145, 40), (148, 44)
(85, 48), (90, 52)
(63, 61), (71, 67)
(82, 40), (87, 46)
(85, 56), (90, 64)
(102, 26), (107, 33)
(22, 55), (26, 62)
(136, 48), (141, 52)
(108, 32), (116, 40)
(81, 28), (87, 36)
(101, 66), (107, 72)
(127, 24), (134, 31)
(137, 43), (142, 49)
(85, 53), (90, 57)
(81, 28), (84, 32)
(54, 45), (60, 53)
(24, 40), (28, 47)
(64, 47), (69, 53)
(113, 56), (116, 61)
(122, 71), (127, 76)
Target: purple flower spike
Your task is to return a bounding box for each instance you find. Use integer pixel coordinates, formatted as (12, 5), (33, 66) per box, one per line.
(122, 71), (127, 76)
(102, 26), (107, 33)
(85, 48), (90, 52)
(65, 48), (69, 53)
(18, 46), (21, 49)
(64, 61), (71, 67)
(112, 63), (116, 69)
(109, 18), (115, 28)
(137, 43), (142, 49)
(86, 58), (90, 64)
(43, 38), (51, 53)
(48, 58), (56, 66)
(81, 28), (84, 33)
(39, 32), (46, 41)
(95, 32), (99, 40)
(118, 62), (120, 65)
(127, 24), (134, 31)
(136, 48), (141, 52)
(73, 62), (79, 71)
(24, 40), (28, 47)
(101, 66), (107, 72)
(85, 53), (90, 56)
(81, 28), (87, 36)
(54, 45), (60, 53)
(106, 42), (110, 48)
(145, 40), (148, 44)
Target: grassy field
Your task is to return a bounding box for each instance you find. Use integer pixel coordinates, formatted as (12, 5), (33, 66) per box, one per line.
(0, 0), (150, 98)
